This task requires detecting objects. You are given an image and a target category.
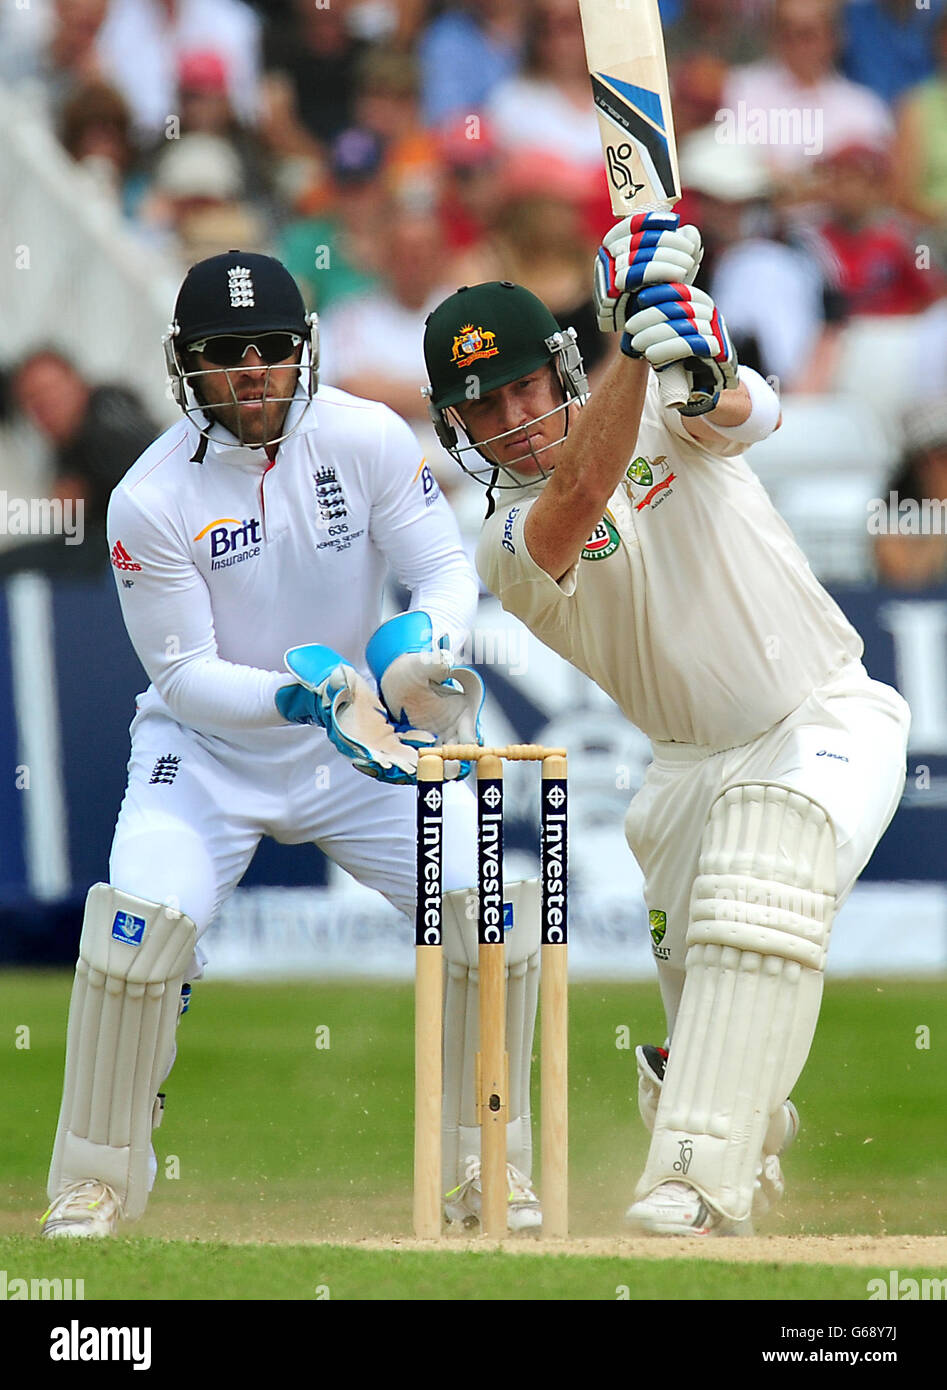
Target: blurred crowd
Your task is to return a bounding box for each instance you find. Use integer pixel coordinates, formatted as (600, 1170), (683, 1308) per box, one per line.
(1, 0), (946, 584)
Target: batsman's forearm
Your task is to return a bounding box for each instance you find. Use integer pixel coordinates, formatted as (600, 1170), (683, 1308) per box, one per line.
(702, 379), (751, 427)
(550, 353), (649, 508)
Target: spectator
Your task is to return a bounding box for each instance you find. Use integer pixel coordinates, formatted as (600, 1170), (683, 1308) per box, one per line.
(263, 0), (369, 146)
(174, 50), (278, 213)
(670, 53), (732, 142)
(316, 205), (457, 460)
(0, 0), (52, 87)
(140, 131), (268, 262)
(666, 0), (766, 66)
(840, 0), (944, 107)
(721, 0), (894, 180)
(811, 141), (946, 317)
(874, 397), (947, 587)
(437, 116), (508, 256)
(891, 10), (947, 264)
(0, 0), (109, 116)
(418, 0), (525, 127)
(487, 0), (603, 180)
(0, 350), (158, 576)
(58, 79), (149, 219)
(351, 47), (442, 214)
(277, 127), (386, 313)
(677, 123), (844, 386)
(481, 186), (612, 381)
(96, 0), (262, 143)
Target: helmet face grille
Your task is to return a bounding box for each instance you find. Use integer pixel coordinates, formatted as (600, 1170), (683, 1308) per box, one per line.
(422, 285), (589, 491)
(164, 254), (319, 447)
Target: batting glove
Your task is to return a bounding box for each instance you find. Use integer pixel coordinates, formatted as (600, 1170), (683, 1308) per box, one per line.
(278, 644), (434, 784)
(594, 212), (703, 334)
(622, 284), (739, 415)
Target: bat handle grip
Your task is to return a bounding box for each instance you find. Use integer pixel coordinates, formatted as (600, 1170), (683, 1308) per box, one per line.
(657, 361), (690, 412)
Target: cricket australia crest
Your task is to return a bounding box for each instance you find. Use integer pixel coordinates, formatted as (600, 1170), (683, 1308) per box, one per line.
(623, 455), (675, 512)
(451, 324), (499, 368)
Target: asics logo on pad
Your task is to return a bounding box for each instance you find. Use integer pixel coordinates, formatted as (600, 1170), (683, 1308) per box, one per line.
(112, 911), (146, 946)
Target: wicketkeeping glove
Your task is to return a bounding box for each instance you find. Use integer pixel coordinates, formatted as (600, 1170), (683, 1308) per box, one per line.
(277, 644), (434, 784)
(594, 212), (703, 334)
(366, 611), (484, 781)
(622, 284), (739, 416)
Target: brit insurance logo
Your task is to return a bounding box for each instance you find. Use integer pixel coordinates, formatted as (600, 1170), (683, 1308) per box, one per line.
(193, 517), (262, 572)
(581, 511), (621, 561)
(413, 457), (440, 508)
(623, 454), (675, 512)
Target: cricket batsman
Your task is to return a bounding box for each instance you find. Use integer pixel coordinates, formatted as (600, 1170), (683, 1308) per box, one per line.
(42, 251), (544, 1238)
(419, 213), (910, 1235)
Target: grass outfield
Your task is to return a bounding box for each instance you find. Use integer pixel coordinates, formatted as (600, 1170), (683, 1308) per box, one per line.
(1, 971), (944, 1302)
(0, 1233), (941, 1301)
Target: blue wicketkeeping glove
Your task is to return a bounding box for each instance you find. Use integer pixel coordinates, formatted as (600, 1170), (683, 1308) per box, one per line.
(276, 644), (435, 784)
(366, 611), (485, 780)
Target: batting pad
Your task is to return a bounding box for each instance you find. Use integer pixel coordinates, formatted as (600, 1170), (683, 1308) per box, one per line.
(441, 880), (541, 1183)
(637, 785), (836, 1223)
(48, 883), (197, 1220)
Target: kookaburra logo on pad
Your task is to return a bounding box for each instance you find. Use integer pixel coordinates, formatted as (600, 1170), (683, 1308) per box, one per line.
(228, 266), (255, 308)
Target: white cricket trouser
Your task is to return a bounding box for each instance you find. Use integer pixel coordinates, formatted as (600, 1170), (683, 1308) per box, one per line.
(623, 661), (911, 1030)
(109, 707), (478, 978)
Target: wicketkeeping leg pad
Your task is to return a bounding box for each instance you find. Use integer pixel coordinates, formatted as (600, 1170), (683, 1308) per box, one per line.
(47, 883), (197, 1220)
(637, 784), (836, 1222)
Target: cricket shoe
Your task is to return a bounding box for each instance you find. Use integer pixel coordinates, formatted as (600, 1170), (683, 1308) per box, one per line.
(444, 1157), (543, 1235)
(41, 1180), (122, 1238)
(636, 1042), (799, 1222)
(624, 1181), (753, 1237)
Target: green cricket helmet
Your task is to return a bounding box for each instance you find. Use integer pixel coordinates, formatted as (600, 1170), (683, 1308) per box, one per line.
(422, 280), (588, 488)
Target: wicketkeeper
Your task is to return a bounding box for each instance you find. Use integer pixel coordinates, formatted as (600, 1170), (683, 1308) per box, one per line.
(42, 252), (546, 1239)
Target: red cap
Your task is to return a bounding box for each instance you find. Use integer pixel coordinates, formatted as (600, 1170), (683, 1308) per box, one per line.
(823, 140), (891, 175)
(178, 51), (228, 94)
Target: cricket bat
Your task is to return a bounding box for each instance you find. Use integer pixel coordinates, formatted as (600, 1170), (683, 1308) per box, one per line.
(577, 0), (690, 409)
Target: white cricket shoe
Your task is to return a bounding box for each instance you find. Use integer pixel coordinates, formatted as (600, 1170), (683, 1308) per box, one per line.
(624, 1180), (753, 1237)
(444, 1157), (543, 1235)
(41, 1180), (122, 1238)
(635, 1043), (800, 1223)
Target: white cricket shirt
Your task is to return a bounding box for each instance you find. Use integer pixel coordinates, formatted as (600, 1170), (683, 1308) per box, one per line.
(107, 384), (478, 749)
(477, 373), (863, 750)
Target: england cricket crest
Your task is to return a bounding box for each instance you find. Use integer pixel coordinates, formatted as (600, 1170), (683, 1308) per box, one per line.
(623, 455), (675, 512)
(451, 323), (498, 369)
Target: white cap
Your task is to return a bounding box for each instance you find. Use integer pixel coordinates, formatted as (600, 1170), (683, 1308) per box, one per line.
(678, 123), (773, 202)
(154, 133), (244, 201)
